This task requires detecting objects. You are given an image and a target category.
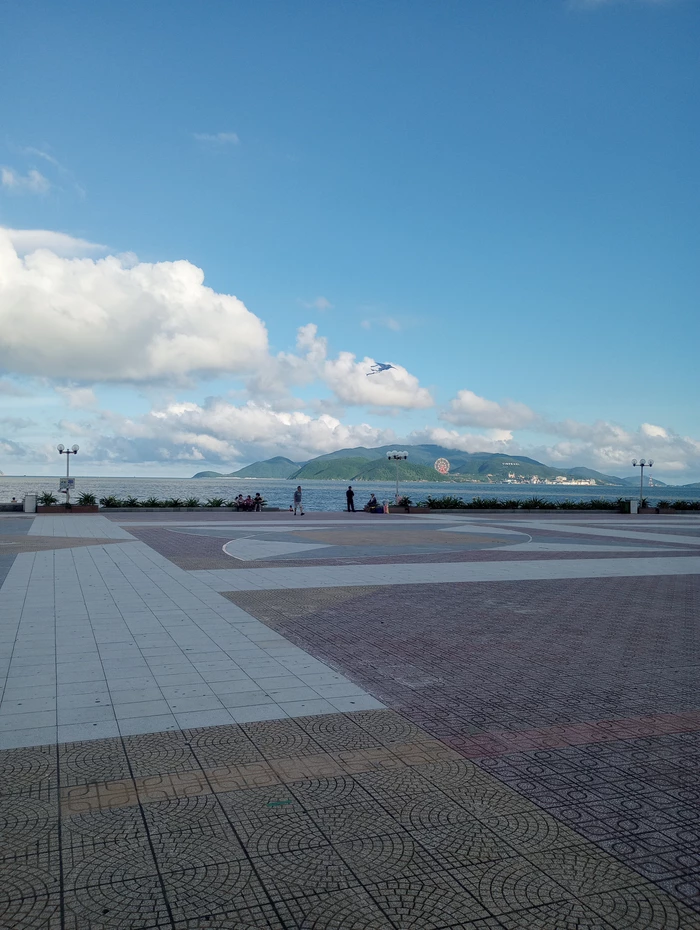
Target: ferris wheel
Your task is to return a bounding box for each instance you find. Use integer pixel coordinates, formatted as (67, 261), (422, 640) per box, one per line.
(434, 457), (450, 475)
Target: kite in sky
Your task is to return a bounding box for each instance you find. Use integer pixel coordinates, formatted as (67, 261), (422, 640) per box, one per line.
(366, 362), (396, 376)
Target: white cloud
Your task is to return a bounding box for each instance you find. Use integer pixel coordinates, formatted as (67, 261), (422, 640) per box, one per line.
(247, 323), (433, 411)
(0, 416), (34, 429)
(534, 419), (700, 476)
(323, 350), (433, 409)
(0, 229), (268, 382)
(361, 316), (401, 332)
(1, 167), (50, 194)
(193, 132), (240, 145)
(641, 422), (669, 439)
(299, 296), (333, 311)
(410, 426), (517, 454)
(21, 147), (85, 198)
(442, 390), (538, 429)
(5, 228), (106, 258)
(86, 399), (392, 466)
(55, 386), (98, 409)
(0, 378), (30, 396)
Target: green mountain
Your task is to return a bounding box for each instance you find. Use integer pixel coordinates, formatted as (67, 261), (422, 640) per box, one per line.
(231, 456), (301, 478)
(193, 445), (679, 486)
(291, 457), (451, 482)
(290, 457), (378, 480)
(620, 475), (668, 488)
(193, 456), (303, 479)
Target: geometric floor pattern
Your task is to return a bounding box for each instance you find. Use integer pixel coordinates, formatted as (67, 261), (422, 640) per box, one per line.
(1, 710), (696, 929)
(1, 509), (699, 927)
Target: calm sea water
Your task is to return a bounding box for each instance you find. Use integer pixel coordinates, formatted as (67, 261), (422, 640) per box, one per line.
(2, 476), (699, 511)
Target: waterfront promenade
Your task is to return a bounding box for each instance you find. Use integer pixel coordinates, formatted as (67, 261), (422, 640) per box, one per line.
(1, 510), (699, 928)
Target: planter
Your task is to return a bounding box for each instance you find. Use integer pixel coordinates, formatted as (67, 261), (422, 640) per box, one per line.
(388, 506), (431, 514)
(97, 506), (280, 513)
(37, 505), (99, 514)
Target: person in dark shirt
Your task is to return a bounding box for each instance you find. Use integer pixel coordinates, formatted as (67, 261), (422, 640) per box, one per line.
(346, 486), (355, 512)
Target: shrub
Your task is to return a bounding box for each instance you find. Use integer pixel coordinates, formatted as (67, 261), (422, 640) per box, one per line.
(163, 498), (184, 508)
(519, 496), (557, 510)
(99, 495), (123, 508)
(587, 498), (620, 511)
(398, 496), (412, 509)
(142, 496), (163, 508)
(184, 497), (200, 507)
(671, 500), (700, 510)
(421, 495), (467, 509)
(123, 496), (140, 507)
(206, 497), (225, 508)
(470, 497), (500, 509)
(38, 491), (58, 506)
(77, 492), (97, 506)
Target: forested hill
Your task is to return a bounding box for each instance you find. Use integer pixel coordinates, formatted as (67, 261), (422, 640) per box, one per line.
(193, 444), (632, 485)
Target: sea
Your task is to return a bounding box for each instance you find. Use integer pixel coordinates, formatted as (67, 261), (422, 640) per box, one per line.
(2, 476), (699, 511)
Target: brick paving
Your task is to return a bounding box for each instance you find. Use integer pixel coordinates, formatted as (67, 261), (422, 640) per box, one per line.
(126, 523), (697, 574)
(225, 574), (700, 917)
(2, 710), (695, 928)
(1, 510), (699, 927)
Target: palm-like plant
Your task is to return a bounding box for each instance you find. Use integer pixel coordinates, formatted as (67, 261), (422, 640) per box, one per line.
(142, 496), (163, 507)
(99, 495), (123, 508)
(184, 497), (200, 507)
(206, 497), (225, 508)
(77, 492), (97, 506)
(38, 491), (58, 506)
(164, 498), (184, 508)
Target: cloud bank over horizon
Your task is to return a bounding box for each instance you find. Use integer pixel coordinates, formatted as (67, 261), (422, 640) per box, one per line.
(0, 228), (698, 481)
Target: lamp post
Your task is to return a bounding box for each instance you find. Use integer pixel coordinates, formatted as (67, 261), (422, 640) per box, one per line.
(57, 444), (79, 508)
(631, 458), (653, 510)
(386, 450), (408, 502)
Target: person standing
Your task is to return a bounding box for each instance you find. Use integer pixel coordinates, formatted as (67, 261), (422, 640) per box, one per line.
(346, 485), (355, 512)
(293, 485), (304, 516)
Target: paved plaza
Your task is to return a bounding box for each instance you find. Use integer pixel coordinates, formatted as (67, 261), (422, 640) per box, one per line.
(1, 510), (699, 927)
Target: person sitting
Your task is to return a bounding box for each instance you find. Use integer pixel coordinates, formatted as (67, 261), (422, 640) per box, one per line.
(254, 493), (263, 512)
(244, 495), (254, 511)
(364, 493), (382, 513)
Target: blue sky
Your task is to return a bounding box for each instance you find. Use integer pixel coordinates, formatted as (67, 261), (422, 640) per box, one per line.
(1, 0), (698, 481)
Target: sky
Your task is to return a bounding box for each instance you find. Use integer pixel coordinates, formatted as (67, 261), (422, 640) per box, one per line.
(0, 0), (698, 482)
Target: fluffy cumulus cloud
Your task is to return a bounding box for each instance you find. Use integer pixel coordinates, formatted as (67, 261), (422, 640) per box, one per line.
(0, 229), (269, 381)
(248, 323), (433, 411)
(410, 426), (517, 454)
(540, 419), (700, 474)
(83, 399), (392, 466)
(442, 390), (537, 429)
(5, 228), (107, 257)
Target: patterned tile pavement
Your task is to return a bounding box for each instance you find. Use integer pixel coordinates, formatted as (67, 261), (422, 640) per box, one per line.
(1, 710), (696, 929)
(223, 573), (700, 918)
(2, 510), (699, 927)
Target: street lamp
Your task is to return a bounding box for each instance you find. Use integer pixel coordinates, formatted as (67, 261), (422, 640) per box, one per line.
(386, 450), (408, 502)
(57, 444), (79, 508)
(631, 458), (653, 509)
